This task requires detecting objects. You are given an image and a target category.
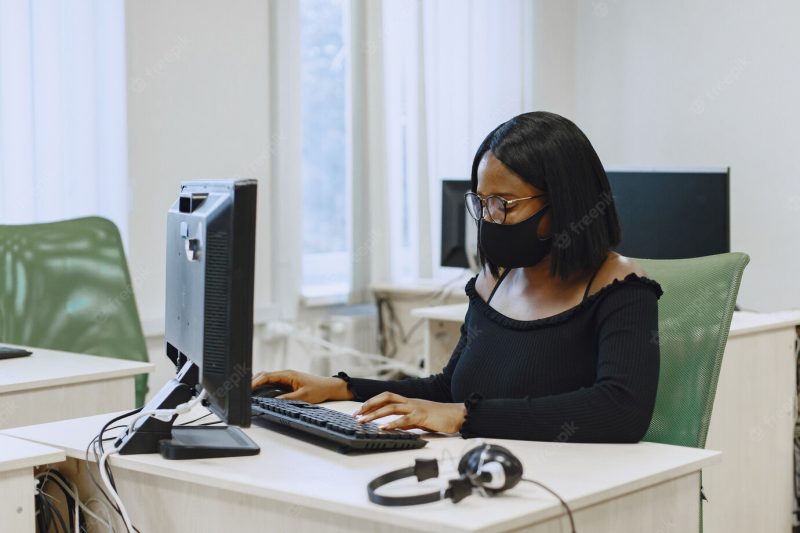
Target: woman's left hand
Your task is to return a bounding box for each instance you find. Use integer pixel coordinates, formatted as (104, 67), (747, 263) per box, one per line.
(353, 392), (467, 433)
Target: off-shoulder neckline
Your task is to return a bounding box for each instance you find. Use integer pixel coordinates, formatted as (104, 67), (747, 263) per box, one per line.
(464, 272), (663, 330)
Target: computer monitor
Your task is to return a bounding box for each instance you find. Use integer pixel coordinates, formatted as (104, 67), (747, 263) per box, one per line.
(607, 168), (730, 259)
(164, 179), (257, 426)
(116, 179), (260, 459)
(439, 168), (730, 267)
(441, 179), (478, 270)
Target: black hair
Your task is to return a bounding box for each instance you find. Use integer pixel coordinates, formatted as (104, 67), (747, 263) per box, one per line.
(471, 111), (621, 280)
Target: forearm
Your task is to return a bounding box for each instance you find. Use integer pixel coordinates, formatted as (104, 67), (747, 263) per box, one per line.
(459, 383), (656, 443)
(335, 372), (453, 403)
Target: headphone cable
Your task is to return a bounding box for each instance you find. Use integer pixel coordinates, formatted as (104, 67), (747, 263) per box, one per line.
(521, 477), (576, 533)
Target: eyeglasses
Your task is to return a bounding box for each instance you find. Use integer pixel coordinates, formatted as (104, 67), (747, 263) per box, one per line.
(464, 191), (547, 224)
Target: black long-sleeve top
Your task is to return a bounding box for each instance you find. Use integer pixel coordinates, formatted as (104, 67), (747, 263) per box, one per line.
(339, 273), (662, 443)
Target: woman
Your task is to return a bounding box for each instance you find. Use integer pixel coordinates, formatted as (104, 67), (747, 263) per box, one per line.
(253, 111), (662, 443)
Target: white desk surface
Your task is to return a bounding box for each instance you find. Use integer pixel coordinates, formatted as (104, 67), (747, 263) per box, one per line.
(728, 310), (800, 336)
(372, 276), (473, 298)
(0, 434), (64, 472)
(2, 402), (720, 533)
(0, 345), (155, 394)
(412, 304), (800, 338)
(411, 303), (468, 322)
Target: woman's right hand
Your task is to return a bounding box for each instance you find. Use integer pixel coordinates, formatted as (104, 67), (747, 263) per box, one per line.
(251, 369), (354, 404)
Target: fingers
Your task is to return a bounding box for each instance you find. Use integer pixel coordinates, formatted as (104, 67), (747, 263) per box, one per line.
(354, 392), (407, 416)
(380, 414), (420, 431)
(252, 370), (292, 389)
(356, 403), (412, 424)
(276, 389), (306, 401)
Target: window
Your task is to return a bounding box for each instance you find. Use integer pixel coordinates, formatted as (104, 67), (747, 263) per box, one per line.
(300, 0), (351, 299)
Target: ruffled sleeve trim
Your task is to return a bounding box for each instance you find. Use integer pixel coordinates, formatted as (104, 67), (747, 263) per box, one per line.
(332, 371), (362, 402)
(459, 392), (485, 439)
(464, 272), (663, 331)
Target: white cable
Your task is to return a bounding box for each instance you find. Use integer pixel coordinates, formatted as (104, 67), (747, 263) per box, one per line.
(93, 389), (208, 533)
(85, 497), (115, 533)
(70, 473), (80, 532)
(99, 448), (133, 532)
(290, 328), (427, 377)
(35, 471), (114, 531)
(125, 389), (208, 435)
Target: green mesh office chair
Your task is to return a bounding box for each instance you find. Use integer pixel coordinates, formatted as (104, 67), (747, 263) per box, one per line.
(0, 217), (150, 406)
(636, 252), (750, 531)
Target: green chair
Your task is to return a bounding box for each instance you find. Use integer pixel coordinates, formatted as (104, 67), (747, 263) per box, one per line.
(636, 252), (750, 531)
(0, 217), (150, 406)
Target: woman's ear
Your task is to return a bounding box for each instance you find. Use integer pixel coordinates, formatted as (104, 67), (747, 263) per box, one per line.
(537, 208), (553, 239)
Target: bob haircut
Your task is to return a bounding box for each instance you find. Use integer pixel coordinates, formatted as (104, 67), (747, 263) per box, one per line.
(471, 111), (621, 280)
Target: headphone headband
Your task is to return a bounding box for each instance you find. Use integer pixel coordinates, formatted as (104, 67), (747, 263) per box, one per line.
(367, 444), (523, 506)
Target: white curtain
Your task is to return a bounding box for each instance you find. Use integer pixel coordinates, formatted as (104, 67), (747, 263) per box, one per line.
(0, 0), (128, 238)
(268, 0), (538, 309)
(380, 0), (537, 282)
(349, 0), (390, 301)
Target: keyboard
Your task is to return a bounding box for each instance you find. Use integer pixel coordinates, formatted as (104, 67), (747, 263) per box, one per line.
(251, 397), (427, 453)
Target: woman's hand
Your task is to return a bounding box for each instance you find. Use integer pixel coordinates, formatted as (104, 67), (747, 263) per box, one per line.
(251, 369), (354, 404)
(354, 392), (467, 433)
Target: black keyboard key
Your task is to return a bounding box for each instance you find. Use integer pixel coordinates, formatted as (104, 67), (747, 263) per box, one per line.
(250, 397), (426, 452)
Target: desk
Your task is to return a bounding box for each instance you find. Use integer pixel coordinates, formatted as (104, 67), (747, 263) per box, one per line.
(0, 345), (155, 430)
(371, 277), (471, 369)
(0, 434), (65, 531)
(411, 305), (800, 532)
(3, 403), (720, 533)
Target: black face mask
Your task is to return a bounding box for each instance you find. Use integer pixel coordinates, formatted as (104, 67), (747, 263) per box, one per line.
(478, 205), (552, 269)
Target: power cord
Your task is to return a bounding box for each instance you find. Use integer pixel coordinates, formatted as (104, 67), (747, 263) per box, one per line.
(97, 391), (208, 532)
(123, 390), (207, 438)
(38, 469), (84, 532)
(288, 324), (427, 377)
(83, 390), (207, 532)
(521, 477), (576, 532)
(375, 269), (470, 360)
(35, 480), (70, 532)
(177, 412), (213, 426)
(36, 469), (115, 532)
(85, 407), (142, 530)
(438, 440), (576, 532)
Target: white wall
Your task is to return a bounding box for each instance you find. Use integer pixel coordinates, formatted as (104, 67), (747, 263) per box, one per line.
(121, 0), (799, 401)
(125, 0), (274, 393)
(531, 0), (577, 119)
(569, 0), (800, 311)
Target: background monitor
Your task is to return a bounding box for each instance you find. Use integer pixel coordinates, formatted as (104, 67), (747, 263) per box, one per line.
(440, 179), (475, 269)
(607, 167), (730, 259)
(439, 168), (730, 269)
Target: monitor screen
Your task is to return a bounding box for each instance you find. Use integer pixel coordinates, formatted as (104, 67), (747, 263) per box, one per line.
(607, 168), (730, 259)
(439, 169), (730, 268)
(441, 179), (473, 269)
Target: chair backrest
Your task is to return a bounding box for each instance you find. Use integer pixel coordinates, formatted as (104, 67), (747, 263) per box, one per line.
(0, 217), (149, 406)
(636, 252), (749, 448)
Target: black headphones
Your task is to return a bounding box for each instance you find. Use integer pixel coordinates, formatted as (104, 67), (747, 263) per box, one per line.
(367, 443), (523, 506)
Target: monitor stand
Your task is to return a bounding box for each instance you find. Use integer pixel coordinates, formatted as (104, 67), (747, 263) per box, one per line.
(114, 361), (260, 459)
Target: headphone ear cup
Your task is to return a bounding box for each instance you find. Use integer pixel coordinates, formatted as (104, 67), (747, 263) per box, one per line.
(458, 444), (524, 494)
